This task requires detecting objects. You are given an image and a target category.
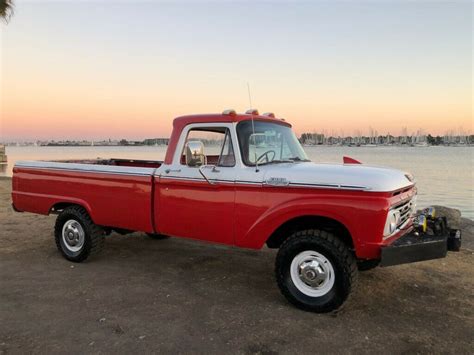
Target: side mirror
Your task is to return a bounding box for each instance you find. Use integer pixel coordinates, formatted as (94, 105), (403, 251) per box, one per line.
(185, 141), (206, 167)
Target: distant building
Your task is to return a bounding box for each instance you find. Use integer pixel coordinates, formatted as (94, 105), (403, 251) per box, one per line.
(143, 138), (170, 146)
(0, 145), (7, 163)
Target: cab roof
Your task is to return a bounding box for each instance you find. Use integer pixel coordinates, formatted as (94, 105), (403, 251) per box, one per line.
(164, 112), (292, 164)
(173, 113), (292, 128)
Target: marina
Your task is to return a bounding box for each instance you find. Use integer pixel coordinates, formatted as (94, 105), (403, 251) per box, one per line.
(0, 145), (7, 164)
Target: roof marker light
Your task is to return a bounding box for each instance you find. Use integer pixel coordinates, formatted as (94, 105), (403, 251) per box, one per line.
(262, 112), (275, 118)
(222, 109), (236, 116)
(245, 109), (259, 115)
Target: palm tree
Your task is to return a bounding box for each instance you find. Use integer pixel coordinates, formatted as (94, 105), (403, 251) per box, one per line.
(0, 0), (14, 22)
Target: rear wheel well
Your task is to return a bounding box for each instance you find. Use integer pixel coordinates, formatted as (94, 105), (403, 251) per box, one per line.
(266, 216), (354, 250)
(50, 202), (87, 215)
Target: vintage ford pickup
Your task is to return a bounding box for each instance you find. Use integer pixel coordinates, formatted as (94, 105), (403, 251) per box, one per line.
(12, 110), (461, 312)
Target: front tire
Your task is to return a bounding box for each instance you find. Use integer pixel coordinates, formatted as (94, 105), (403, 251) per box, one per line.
(275, 229), (357, 313)
(54, 206), (105, 262)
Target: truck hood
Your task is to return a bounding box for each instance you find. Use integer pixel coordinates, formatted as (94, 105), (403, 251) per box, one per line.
(261, 162), (414, 192)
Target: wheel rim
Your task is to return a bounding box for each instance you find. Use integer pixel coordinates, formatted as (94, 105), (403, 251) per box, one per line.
(62, 220), (85, 253)
(290, 250), (335, 297)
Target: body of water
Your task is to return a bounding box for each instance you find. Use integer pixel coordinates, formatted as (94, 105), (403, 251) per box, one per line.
(1, 145), (472, 219)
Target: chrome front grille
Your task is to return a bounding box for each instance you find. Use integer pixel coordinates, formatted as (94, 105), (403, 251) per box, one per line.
(394, 198), (415, 228)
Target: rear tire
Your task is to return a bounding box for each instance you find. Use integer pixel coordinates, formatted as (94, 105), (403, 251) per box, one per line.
(275, 229), (357, 313)
(146, 233), (170, 240)
(54, 206), (105, 262)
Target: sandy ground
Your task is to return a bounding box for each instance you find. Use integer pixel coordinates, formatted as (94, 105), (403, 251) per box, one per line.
(1, 177), (473, 354)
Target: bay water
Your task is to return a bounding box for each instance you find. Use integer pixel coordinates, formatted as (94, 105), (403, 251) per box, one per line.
(1, 145), (472, 219)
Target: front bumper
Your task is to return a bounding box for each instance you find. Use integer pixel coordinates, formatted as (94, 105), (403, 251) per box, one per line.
(380, 217), (461, 267)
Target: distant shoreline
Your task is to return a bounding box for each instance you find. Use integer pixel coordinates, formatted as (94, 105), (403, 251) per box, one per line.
(2, 144), (473, 148)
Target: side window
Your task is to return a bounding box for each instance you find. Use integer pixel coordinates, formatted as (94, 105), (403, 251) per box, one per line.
(218, 130), (236, 167)
(181, 127), (236, 167)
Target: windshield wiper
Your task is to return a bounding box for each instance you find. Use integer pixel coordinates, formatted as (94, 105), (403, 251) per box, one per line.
(288, 157), (310, 162)
(257, 158), (309, 166)
(258, 159), (294, 166)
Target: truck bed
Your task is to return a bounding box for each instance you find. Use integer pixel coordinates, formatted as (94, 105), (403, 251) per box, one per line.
(12, 158), (162, 233)
(53, 158), (163, 169)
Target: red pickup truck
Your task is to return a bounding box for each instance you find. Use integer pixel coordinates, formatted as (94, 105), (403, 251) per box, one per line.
(12, 110), (461, 312)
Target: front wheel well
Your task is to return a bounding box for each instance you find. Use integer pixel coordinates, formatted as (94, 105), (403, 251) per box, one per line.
(266, 216), (354, 250)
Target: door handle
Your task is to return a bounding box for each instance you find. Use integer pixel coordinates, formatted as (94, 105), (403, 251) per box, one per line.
(165, 169), (181, 174)
(199, 165), (218, 185)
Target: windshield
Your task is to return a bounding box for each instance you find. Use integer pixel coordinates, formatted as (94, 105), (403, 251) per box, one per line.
(237, 121), (309, 166)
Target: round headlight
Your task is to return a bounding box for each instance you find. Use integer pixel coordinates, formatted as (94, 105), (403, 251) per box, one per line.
(389, 213), (397, 234)
(394, 211), (401, 226)
(384, 210), (399, 237)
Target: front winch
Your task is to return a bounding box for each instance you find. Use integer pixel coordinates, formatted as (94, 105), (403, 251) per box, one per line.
(381, 207), (462, 266)
(413, 214), (428, 233)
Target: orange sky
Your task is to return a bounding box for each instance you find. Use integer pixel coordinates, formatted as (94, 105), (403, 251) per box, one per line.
(1, 2), (472, 141)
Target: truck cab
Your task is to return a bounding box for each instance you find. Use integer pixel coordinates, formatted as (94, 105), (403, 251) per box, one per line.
(11, 109), (461, 313)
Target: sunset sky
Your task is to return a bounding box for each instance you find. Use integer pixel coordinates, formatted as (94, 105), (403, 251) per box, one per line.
(1, 1), (472, 141)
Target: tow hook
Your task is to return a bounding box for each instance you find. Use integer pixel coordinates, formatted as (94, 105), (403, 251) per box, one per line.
(448, 229), (462, 252)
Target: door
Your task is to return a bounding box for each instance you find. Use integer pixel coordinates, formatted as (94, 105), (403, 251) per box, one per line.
(156, 124), (237, 245)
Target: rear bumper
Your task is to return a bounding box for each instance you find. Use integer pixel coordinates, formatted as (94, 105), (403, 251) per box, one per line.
(380, 218), (461, 267)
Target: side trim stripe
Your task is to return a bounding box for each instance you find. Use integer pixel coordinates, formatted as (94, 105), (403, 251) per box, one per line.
(288, 182), (368, 190)
(160, 175), (367, 190)
(160, 175), (259, 185)
(14, 162), (153, 177)
(15, 162), (368, 191)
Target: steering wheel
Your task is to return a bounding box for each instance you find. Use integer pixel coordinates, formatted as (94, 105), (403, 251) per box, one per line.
(256, 150), (276, 164)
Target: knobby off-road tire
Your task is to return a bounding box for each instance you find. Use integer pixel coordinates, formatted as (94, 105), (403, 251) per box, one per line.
(275, 229), (358, 313)
(54, 206), (105, 262)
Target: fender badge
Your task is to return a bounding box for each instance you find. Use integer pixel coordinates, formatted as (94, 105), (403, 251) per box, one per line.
(265, 177), (290, 187)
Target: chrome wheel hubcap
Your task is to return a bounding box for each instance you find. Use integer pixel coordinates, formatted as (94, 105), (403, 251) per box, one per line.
(62, 220), (85, 252)
(290, 250), (335, 297)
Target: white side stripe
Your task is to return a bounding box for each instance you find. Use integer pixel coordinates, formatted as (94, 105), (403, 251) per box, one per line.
(15, 161), (154, 177)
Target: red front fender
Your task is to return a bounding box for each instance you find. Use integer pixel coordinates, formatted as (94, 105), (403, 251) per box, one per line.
(235, 192), (389, 259)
